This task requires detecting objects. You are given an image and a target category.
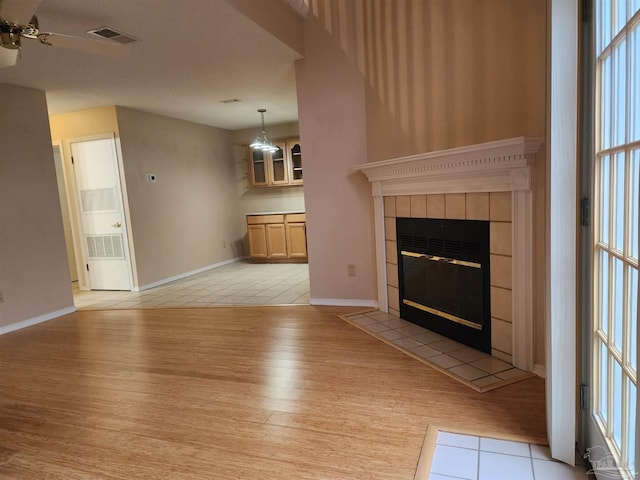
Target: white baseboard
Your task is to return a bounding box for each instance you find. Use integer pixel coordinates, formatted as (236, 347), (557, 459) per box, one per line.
(0, 306), (77, 336)
(310, 298), (379, 308)
(533, 363), (546, 378)
(133, 257), (242, 292)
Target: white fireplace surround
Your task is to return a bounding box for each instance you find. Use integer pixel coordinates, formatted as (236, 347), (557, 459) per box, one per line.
(354, 137), (544, 371)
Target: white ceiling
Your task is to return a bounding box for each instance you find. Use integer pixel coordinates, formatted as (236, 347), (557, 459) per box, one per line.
(0, 0), (302, 130)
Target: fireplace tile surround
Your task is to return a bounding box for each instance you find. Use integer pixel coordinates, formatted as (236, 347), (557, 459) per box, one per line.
(384, 192), (514, 363)
(354, 137), (543, 372)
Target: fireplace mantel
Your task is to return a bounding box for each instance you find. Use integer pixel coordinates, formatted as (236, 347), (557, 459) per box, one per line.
(354, 137), (544, 371)
(354, 136), (544, 196)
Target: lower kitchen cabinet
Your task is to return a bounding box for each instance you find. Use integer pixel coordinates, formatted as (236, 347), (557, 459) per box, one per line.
(247, 213), (307, 262)
(266, 223), (288, 259)
(247, 224), (268, 259)
(286, 222), (307, 258)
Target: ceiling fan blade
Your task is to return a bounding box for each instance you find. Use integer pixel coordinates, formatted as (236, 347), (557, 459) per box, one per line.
(38, 33), (129, 58)
(0, 46), (18, 67)
(0, 0), (41, 25)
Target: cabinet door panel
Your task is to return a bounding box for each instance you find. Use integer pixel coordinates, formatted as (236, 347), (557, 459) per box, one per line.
(287, 139), (303, 185)
(248, 225), (268, 258)
(249, 148), (268, 187)
(270, 142), (289, 185)
(266, 224), (288, 258)
(287, 223), (307, 258)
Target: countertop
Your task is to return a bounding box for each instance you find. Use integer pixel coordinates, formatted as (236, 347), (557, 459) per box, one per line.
(246, 211), (305, 216)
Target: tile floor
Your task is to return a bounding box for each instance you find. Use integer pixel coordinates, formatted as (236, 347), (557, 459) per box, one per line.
(428, 431), (588, 480)
(342, 310), (532, 392)
(73, 261), (310, 309)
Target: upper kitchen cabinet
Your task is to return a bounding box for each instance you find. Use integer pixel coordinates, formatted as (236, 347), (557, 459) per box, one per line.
(287, 139), (303, 185)
(248, 138), (302, 187)
(269, 142), (289, 186)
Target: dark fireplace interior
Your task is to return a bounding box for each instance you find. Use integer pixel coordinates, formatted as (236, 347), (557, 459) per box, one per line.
(396, 217), (491, 353)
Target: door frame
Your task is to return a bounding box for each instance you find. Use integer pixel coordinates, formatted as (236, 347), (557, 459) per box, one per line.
(546, 0), (578, 466)
(578, 0), (595, 458)
(52, 141), (79, 283)
(66, 133), (135, 291)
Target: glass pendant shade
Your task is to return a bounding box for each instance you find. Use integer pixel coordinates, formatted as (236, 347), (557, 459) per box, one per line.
(250, 109), (277, 153)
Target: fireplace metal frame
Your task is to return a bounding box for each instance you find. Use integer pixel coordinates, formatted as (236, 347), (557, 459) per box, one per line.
(397, 217), (492, 353)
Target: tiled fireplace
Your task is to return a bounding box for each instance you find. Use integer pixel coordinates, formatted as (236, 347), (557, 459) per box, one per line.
(385, 192), (513, 362)
(355, 137), (543, 371)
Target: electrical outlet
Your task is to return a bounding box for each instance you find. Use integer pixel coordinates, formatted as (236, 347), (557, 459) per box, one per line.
(347, 264), (356, 277)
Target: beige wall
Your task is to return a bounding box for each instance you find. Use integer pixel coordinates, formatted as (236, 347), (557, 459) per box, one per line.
(359, 0), (546, 160)
(0, 84), (73, 329)
(298, 0), (547, 362)
(115, 107), (241, 287)
(49, 106), (120, 141)
(231, 122), (305, 254)
(296, 9), (376, 303)
(50, 106), (242, 289)
(304, 0), (545, 154)
(225, 0), (304, 55)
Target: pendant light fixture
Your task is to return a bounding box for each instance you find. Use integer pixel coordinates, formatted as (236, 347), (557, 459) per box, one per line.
(249, 108), (278, 153)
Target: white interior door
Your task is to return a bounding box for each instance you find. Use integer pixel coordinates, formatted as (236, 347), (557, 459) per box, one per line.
(71, 136), (132, 291)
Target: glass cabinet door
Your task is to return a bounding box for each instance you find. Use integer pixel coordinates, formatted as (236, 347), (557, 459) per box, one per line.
(251, 148), (267, 186)
(288, 140), (303, 184)
(270, 143), (289, 185)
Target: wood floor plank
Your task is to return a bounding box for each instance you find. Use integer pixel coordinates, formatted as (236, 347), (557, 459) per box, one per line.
(0, 306), (546, 479)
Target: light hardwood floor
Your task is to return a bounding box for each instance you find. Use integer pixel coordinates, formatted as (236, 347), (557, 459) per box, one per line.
(0, 306), (546, 479)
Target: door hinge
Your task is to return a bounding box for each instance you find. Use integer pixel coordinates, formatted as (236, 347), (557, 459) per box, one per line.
(71, 156), (75, 165)
(580, 197), (590, 227)
(86, 263), (89, 271)
(580, 384), (589, 411)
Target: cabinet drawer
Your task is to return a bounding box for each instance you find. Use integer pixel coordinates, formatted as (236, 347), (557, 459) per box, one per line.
(285, 213), (306, 223)
(247, 214), (285, 225)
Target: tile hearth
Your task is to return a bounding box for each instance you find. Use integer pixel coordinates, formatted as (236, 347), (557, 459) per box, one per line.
(340, 310), (534, 393)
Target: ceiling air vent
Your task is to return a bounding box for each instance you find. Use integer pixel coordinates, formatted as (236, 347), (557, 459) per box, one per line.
(86, 27), (137, 44)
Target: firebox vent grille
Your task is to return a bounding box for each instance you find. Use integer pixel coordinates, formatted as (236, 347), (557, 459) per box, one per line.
(400, 235), (480, 260)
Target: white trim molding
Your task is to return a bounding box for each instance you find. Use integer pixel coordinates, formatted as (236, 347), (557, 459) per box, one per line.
(533, 363), (547, 379)
(354, 136), (543, 194)
(0, 306), (77, 336)
(354, 136), (543, 372)
(310, 298), (379, 308)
